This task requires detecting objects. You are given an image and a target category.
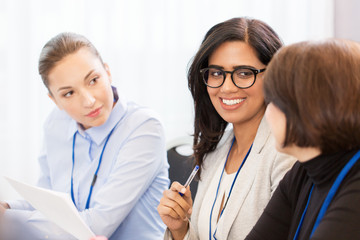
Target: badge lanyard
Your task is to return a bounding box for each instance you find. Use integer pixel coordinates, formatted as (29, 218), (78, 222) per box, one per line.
(70, 126), (116, 209)
(209, 137), (253, 240)
(293, 149), (360, 240)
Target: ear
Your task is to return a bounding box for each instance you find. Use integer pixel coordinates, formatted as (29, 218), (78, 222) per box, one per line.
(48, 92), (63, 110)
(103, 63), (112, 84)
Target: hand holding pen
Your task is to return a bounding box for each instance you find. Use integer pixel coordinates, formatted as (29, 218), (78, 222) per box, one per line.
(158, 165), (199, 239)
(179, 165), (199, 196)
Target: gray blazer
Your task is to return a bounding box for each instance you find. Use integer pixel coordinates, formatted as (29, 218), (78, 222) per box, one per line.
(164, 117), (296, 240)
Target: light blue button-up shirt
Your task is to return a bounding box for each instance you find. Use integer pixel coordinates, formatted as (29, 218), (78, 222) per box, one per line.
(7, 90), (169, 239)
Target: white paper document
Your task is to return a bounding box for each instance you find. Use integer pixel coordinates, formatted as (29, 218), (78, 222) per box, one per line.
(5, 176), (95, 240)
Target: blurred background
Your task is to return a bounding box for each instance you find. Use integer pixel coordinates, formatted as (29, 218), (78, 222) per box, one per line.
(0, 0), (358, 200)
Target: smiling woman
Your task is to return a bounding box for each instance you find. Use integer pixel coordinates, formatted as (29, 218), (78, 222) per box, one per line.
(157, 17), (296, 240)
(206, 41), (267, 127)
(0, 1), (335, 213)
(0, 32), (170, 240)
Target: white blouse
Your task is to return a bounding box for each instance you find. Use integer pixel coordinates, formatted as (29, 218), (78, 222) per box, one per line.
(197, 158), (236, 240)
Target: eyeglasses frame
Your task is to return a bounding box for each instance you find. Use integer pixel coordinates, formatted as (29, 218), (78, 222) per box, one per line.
(200, 66), (266, 89)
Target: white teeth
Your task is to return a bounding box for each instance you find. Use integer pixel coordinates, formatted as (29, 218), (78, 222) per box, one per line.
(222, 98), (245, 105)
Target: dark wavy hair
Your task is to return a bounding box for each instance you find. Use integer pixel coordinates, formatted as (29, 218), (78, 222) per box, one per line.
(264, 39), (360, 154)
(188, 17), (283, 177)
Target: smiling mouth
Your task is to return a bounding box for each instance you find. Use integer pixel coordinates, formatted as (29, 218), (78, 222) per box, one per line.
(222, 98), (245, 106)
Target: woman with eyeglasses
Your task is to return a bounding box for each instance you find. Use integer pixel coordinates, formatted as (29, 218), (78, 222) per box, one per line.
(246, 39), (360, 240)
(157, 17), (296, 240)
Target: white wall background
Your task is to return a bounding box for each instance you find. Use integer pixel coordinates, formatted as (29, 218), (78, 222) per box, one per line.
(334, 0), (360, 41)
(0, 0), (334, 200)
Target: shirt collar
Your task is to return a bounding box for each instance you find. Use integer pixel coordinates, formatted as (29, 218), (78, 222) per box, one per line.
(67, 87), (127, 145)
(301, 149), (357, 186)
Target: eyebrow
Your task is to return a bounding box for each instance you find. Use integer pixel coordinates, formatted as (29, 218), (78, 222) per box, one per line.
(208, 64), (257, 69)
(57, 69), (95, 92)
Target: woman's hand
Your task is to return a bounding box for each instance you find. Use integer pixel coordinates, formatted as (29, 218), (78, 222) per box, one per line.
(157, 181), (193, 240)
(0, 202), (9, 216)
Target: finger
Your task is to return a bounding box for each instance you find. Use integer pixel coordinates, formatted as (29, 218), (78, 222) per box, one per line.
(0, 202), (9, 209)
(169, 192), (193, 219)
(183, 186), (192, 198)
(169, 181), (185, 192)
(158, 198), (184, 219)
(169, 182), (192, 200)
(177, 186), (193, 209)
(158, 204), (183, 219)
(162, 188), (193, 218)
(187, 207), (192, 216)
(166, 189), (192, 208)
(159, 194), (190, 220)
(181, 186), (193, 218)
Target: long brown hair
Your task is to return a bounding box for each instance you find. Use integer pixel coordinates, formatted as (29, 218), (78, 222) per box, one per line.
(264, 39), (360, 153)
(188, 17), (283, 177)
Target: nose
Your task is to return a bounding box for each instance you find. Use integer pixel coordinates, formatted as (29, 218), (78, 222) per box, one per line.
(220, 73), (237, 93)
(82, 91), (96, 108)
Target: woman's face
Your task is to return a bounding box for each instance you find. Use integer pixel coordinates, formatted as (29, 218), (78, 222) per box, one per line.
(47, 47), (114, 129)
(207, 41), (266, 126)
(265, 103), (287, 152)
(266, 103), (322, 161)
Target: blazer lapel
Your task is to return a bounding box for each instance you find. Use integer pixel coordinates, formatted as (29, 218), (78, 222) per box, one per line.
(190, 131), (234, 233)
(214, 117), (271, 239)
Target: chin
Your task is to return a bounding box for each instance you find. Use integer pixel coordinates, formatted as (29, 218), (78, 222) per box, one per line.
(98, 116), (110, 126)
(93, 120), (106, 128)
(82, 119), (106, 129)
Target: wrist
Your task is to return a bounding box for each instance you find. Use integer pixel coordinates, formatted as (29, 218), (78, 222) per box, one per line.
(170, 221), (189, 240)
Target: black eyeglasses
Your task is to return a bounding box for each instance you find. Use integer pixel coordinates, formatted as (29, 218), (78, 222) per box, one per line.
(200, 66), (266, 89)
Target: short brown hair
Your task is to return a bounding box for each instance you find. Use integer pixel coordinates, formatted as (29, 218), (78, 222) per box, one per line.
(38, 32), (103, 90)
(264, 39), (360, 154)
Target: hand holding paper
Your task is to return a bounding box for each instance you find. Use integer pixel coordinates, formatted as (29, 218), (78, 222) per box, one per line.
(5, 177), (95, 240)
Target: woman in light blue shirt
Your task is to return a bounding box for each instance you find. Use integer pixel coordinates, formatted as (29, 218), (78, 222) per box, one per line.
(0, 32), (169, 240)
